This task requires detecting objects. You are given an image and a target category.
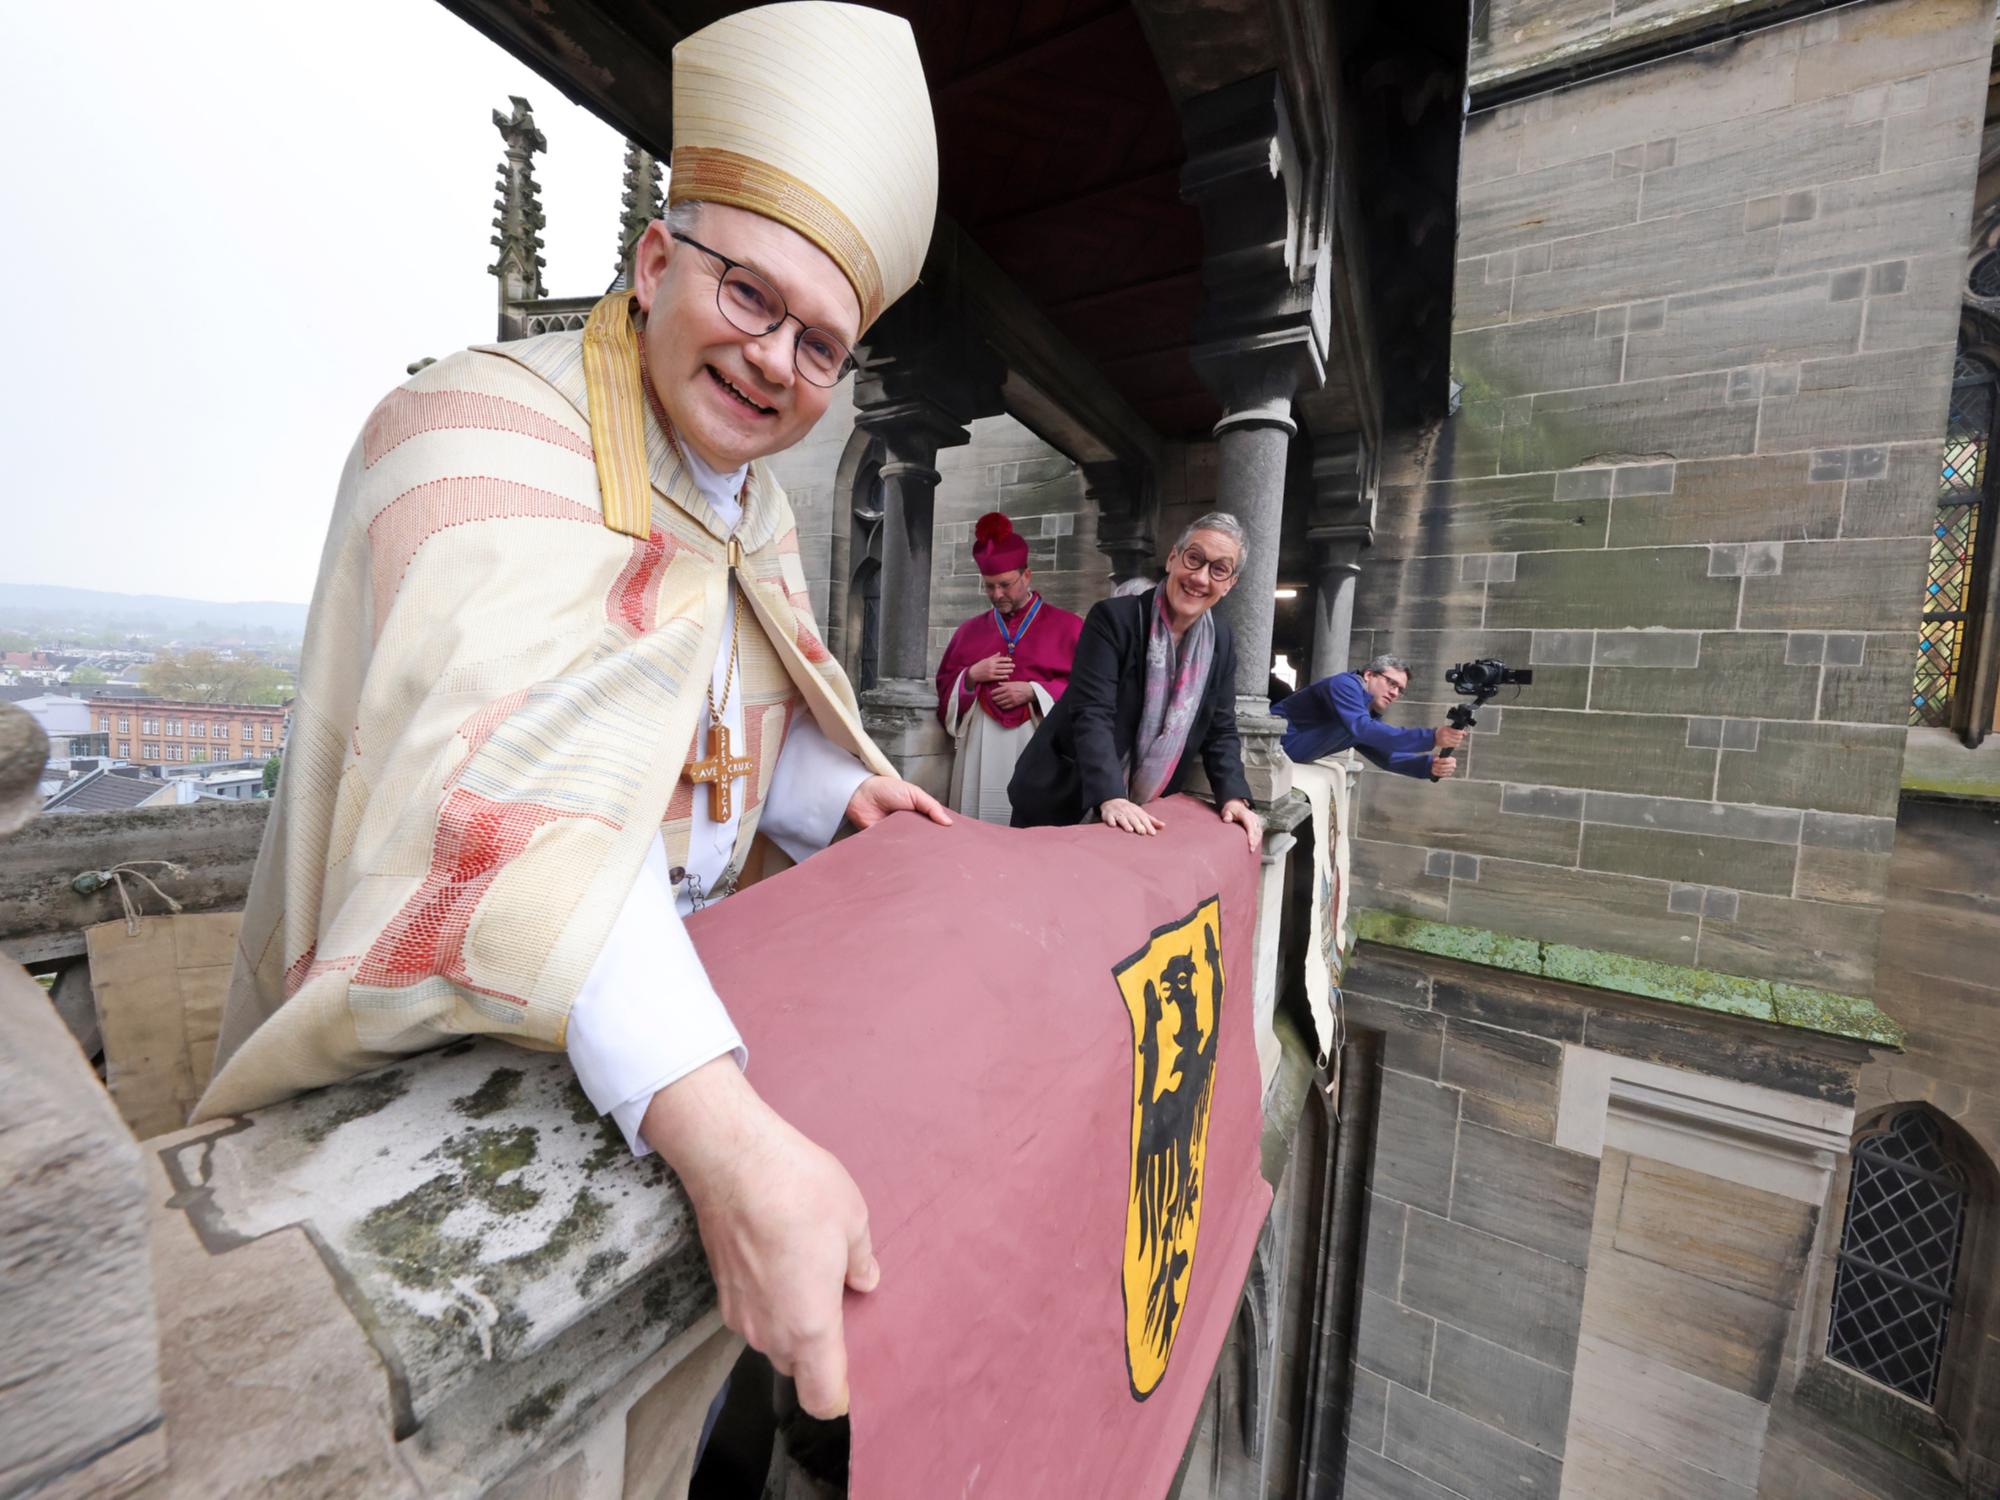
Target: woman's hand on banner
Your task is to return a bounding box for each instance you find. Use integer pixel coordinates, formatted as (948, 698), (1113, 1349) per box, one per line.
(1099, 797), (1163, 835)
(1219, 798), (1262, 851)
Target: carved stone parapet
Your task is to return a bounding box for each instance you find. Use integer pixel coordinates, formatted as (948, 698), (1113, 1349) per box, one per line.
(142, 1037), (730, 1496)
(1236, 706), (1296, 808)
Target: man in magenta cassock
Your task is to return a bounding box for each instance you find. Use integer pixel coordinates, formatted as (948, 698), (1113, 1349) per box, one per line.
(933, 512), (1084, 823)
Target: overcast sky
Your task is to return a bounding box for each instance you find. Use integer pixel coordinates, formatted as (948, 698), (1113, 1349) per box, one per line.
(3, 1), (628, 604)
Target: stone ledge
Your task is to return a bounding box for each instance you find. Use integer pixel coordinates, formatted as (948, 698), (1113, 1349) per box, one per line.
(155, 1039), (713, 1486)
(1351, 908), (1904, 1047)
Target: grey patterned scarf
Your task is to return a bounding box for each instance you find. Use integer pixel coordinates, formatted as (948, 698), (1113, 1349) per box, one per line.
(1129, 591), (1215, 804)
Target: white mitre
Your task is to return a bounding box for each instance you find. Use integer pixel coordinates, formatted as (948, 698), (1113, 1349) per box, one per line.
(669, 2), (938, 330)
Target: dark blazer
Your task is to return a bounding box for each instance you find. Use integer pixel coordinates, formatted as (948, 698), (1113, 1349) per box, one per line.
(1009, 588), (1253, 828)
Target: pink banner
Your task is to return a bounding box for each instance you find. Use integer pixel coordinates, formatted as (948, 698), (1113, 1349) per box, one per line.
(694, 796), (1273, 1498)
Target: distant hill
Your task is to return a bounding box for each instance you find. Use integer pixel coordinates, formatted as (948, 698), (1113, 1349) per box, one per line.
(0, 582), (308, 641)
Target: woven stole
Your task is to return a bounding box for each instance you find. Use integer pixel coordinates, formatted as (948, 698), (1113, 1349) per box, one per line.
(579, 290), (804, 883)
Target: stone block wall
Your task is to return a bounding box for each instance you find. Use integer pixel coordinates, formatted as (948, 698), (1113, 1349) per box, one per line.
(1352, 0), (1995, 1001)
(1339, 944), (1867, 1500)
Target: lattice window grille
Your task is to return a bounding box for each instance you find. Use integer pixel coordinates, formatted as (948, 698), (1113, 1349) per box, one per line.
(1914, 366), (1992, 726)
(1827, 1111), (1969, 1404)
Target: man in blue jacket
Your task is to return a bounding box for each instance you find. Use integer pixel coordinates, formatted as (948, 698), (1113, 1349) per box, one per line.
(1273, 654), (1465, 777)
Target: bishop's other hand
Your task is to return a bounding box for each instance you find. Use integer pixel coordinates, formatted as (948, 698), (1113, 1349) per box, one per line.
(846, 774), (953, 831)
(989, 679), (1036, 711)
(641, 1058), (878, 1420)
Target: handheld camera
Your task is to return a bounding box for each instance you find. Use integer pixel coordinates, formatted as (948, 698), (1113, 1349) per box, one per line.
(1429, 658), (1533, 782)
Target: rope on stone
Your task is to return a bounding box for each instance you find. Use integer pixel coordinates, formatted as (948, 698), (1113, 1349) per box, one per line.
(69, 860), (188, 934)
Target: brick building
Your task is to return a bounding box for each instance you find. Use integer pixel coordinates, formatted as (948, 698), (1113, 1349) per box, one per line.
(93, 698), (287, 768)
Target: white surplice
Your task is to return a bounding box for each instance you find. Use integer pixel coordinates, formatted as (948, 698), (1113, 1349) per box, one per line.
(942, 674), (1054, 825)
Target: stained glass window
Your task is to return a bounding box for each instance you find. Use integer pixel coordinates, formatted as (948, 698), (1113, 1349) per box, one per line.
(1913, 360), (1991, 727)
(1827, 1111), (1968, 1404)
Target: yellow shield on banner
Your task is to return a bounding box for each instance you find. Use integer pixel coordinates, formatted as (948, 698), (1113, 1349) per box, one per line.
(1113, 896), (1226, 1400)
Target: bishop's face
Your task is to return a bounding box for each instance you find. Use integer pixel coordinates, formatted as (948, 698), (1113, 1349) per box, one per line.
(982, 567), (1034, 616)
(632, 204), (862, 473)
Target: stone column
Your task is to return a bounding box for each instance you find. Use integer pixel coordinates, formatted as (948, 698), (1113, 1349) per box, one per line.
(1307, 432), (1375, 682)
(860, 400), (965, 684)
(1181, 73), (1327, 805)
(1085, 459), (1157, 584)
(850, 288), (1004, 795)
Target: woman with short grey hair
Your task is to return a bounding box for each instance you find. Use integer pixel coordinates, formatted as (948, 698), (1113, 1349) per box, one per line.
(1008, 513), (1262, 850)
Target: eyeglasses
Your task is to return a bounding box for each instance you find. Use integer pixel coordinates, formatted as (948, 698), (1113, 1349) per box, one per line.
(672, 232), (858, 388)
(1176, 546), (1238, 582)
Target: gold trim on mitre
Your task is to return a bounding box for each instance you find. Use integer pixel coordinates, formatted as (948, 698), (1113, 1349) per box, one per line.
(668, 2), (937, 329)
(669, 146), (886, 329)
(580, 290), (653, 539)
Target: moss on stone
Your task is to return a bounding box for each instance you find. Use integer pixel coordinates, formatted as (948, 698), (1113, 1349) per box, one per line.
(355, 1175), (483, 1291)
(301, 1068), (411, 1146)
(452, 1066), (525, 1120)
(1352, 910), (1540, 974)
(1773, 984), (1906, 1047)
(1353, 907), (1904, 1047)
(502, 1188), (610, 1279)
(1542, 946), (1775, 1022)
(503, 1382), (568, 1435)
(576, 1248), (628, 1300)
(441, 1126), (543, 1215)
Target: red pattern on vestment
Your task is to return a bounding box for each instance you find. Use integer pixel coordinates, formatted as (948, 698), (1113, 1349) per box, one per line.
(284, 944), (359, 1000)
(452, 688), (532, 778)
(606, 527), (681, 635)
(353, 787), (606, 1001)
(362, 387), (593, 468)
(366, 477), (601, 639)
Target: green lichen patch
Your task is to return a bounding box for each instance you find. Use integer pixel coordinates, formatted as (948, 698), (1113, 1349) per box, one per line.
(452, 1067), (525, 1120)
(1542, 946), (1775, 1023)
(1773, 984), (1906, 1048)
(582, 1111), (631, 1174)
(1353, 910), (1541, 974)
(356, 1174), (484, 1291)
(577, 1248), (629, 1300)
(302, 1069), (411, 1146)
(1353, 908), (1904, 1047)
(563, 1078), (598, 1125)
(441, 1126), (543, 1215)
(503, 1382), (569, 1435)
(501, 1188), (610, 1279)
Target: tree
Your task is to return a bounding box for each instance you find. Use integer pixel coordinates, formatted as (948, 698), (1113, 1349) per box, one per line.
(0, 630), (34, 654)
(68, 666), (108, 684)
(141, 650), (291, 705)
(262, 754), (282, 796)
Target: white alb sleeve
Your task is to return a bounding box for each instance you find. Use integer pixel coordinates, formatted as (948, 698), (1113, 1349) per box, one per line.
(566, 834), (745, 1160)
(759, 712), (872, 863)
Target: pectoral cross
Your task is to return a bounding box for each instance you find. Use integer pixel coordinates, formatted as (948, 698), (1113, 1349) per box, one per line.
(688, 723), (754, 823)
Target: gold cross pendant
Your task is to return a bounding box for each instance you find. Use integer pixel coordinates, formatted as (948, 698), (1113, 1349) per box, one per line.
(687, 722), (754, 823)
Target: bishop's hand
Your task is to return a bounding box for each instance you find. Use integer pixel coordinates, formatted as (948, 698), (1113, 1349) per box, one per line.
(967, 652), (1015, 685)
(988, 679), (1036, 712)
(846, 774), (953, 830)
(641, 1059), (878, 1419)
